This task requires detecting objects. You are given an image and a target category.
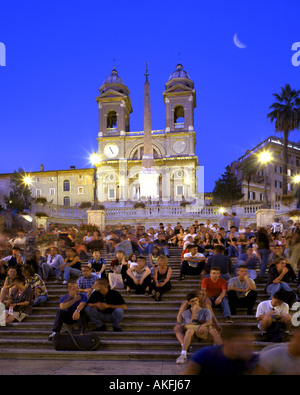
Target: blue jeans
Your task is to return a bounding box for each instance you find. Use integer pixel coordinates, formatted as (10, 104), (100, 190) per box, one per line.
(209, 296), (231, 318)
(138, 244), (153, 255)
(32, 294), (48, 306)
(85, 306), (124, 329)
(266, 282), (294, 299)
(258, 249), (270, 276)
(63, 266), (81, 281)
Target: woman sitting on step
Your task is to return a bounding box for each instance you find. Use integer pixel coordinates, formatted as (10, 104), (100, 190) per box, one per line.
(151, 255), (172, 301)
(5, 275), (33, 324)
(126, 255), (151, 295)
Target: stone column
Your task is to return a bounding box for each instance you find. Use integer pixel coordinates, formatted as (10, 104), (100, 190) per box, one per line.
(87, 210), (106, 231)
(256, 208), (276, 228)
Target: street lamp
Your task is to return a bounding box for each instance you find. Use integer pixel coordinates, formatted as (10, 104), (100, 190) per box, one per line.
(293, 174), (300, 208)
(258, 150), (272, 209)
(90, 152), (101, 209)
(22, 174), (33, 211)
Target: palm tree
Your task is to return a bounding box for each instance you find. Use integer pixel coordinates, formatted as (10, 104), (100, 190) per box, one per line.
(267, 84), (300, 195)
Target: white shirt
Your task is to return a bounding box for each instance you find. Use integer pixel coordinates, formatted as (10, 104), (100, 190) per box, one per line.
(256, 300), (289, 318)
(183, 233), (197, 241)
(183, 252), (205, 268)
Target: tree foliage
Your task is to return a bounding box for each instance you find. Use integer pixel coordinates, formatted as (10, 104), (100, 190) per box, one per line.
(4, 168), (33, 211)
(212, 165), (244, 205)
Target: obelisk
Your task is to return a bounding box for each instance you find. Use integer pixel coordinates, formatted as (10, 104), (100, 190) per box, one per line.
(139, 63), (159, 200)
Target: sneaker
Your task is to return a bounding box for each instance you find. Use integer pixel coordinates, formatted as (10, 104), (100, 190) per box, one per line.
(62, 280), (68, 285)
(225, 316), (233, 323)
(48, 331), (57, 341)
(178, 275), (185, 281)
(176, 353), (187, 364)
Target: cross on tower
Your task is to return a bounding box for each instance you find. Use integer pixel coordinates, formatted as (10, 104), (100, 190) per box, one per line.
(112, 57), (117, 69)
(145, 62), (149, 81)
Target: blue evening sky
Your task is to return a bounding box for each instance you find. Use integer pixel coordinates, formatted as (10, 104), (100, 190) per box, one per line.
(0, 0), (300, 192)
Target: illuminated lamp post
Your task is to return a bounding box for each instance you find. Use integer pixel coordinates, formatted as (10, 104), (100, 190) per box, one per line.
(258, 151), (272, 209)
(90, 152), (101, 209)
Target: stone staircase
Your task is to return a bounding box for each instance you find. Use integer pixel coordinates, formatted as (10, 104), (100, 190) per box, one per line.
(0, 246), (298, 362)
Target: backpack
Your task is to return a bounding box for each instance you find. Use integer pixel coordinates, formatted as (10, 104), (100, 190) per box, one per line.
(265, 320), (287, 343)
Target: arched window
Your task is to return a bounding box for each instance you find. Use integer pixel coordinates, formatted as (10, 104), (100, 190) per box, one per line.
(107, 110), (117, 131)
(63, 196), (70, 206)
(174, 105), (184, 128)
(131, 146), (160, 160)
(63, 180), (70, 192)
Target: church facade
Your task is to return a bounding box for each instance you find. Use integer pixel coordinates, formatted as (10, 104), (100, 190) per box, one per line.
(95, 63), (201, 205)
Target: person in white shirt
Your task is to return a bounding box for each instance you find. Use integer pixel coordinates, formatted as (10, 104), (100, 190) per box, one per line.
(183, 227), (197, 242)
(256, 291), (292, 334)
(42, 247), (65, 281)
(179, 245), (206, 281)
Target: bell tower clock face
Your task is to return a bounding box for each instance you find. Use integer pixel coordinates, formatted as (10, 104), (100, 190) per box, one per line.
(104, 143), (119, 158)
(173, 139), (186, 154)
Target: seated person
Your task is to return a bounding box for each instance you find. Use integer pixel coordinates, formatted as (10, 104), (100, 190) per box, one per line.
(76, 266), (98, 299)
(88, 249), (107, 278)
(174, 292), (222, 365)
(126, 255), (151, 295)
(5, 275), (32, 324)
(42, 247), (64, 281)
(151, 255), (172, 301)
(137, 234), (153, 256)
(235, 246), (259, 280)
(204, 245), (234, 281)
(179, 244), (206, 281)
(115, 235), (134, 257)
(227, 265), (257, 315)
(201, 267), (233, 323)
(256, 290), (292, 339)
(85, 277), (127, 332)
(48, 281), (87, 340)
(0, 246), (25, 275)
(60, 248), (82, 285)
(265, 257), (297, 303)
(109, 250), (129, 284)
(153, 234), (170, 257)
(0, 267), (18, 304)
(21, 264), (49, 307)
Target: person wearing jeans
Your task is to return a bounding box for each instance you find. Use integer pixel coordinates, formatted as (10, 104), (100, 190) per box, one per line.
(265, 258), (297, 300)
(201, 267), (233, 323)
(85, 277), (127, 332)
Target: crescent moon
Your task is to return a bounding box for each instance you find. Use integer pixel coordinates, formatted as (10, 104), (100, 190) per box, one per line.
(233, 33), (247, 49)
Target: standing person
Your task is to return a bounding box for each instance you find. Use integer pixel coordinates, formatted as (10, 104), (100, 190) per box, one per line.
(175, 292), (223, 365)
(41, 247), (64, 281)
(21, 265), (48, 307)
(231, 212), (240, 231)
(151, 255), (172, 301)
(253, 327), (300, 375)
(219, 212), (231, 232)
(201, 267), (233, 323)
(181, 328), (258, 375)
(256, 227), (270, 281)
(126, 256), (151, 295)
(48, 281), (87, 341)
(227, 265), (257, 315)
(289, 229), (300, 272)
(85, 277), (127, 332)
(256, 291), (292, 339)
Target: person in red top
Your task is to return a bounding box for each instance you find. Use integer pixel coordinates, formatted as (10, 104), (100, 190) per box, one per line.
(201, 267), (233, 323)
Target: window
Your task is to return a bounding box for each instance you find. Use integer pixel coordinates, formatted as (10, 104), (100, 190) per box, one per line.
(248, 191), (256, 200)
(63, 197), (70, 206)
(78, 187), (84, 194)
(275, 180), (282, 188)
(63, 180), (70, 192)
(49, 188), (55, 196)
(275, 165), (282, 174)
(48, 176), (54, 182)
(107, 110), (117, 132)
(260, 193), (264, 201)
(36, 189), (41, 197)
(288, 183), (294, 191)
(176, 185), (183, 195)
(108, 189), (115, 199)
(258, 169), (264, 177)
(35, 177), (40, 182)
(78, 174), (83, 180)
(174, 105), (184, 128)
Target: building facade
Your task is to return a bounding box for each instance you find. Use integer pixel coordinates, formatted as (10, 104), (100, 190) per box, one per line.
(231, 136), (300, 204)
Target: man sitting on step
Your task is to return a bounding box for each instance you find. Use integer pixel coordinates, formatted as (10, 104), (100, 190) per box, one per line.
(178, 245), (206, 281)
(174, 292), (223, 364)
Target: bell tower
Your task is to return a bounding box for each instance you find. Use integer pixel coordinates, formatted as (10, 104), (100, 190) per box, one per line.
(96, 68), (133, 137)
(163, 63), (196, 133)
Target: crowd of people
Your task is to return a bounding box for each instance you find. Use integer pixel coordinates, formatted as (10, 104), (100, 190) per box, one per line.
(0, 213), (300, 374)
